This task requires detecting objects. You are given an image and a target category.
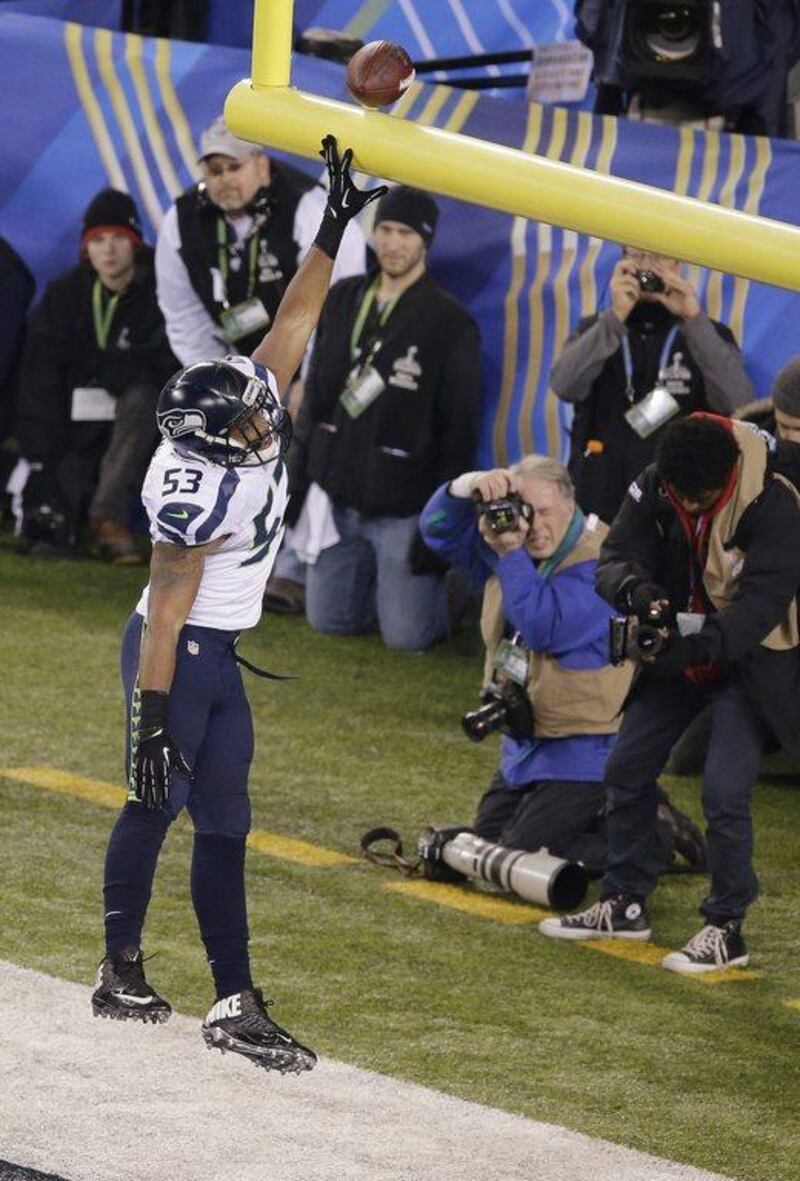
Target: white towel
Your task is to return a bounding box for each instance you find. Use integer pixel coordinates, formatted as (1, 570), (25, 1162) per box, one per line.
(289, 482), (340, 565)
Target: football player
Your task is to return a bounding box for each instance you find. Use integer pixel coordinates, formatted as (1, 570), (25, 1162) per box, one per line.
(91, 137), (385, 1074)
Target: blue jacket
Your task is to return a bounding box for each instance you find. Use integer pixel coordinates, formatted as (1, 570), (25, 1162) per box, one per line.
(420, 483), (620, 785)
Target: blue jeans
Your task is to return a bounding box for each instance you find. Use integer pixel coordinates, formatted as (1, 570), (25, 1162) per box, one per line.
(305, 506), (447, 651)
(602, 674), (767, 922)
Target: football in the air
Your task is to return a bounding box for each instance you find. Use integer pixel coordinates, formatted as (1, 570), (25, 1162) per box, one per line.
(346, 40), (415, 109)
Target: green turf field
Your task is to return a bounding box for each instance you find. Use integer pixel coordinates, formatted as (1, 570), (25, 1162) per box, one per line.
(2, 549), (800, 1181)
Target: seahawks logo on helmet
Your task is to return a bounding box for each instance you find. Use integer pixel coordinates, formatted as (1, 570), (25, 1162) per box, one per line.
(158, 408), (208, 438)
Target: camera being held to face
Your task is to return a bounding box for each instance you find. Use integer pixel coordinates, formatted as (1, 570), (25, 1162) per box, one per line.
(472, 490), (529, 536)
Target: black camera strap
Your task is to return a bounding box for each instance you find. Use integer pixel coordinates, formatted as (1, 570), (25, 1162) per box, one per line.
(360, 827), (421, 876)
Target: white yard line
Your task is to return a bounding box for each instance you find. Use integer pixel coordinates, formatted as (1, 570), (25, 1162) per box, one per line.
(0, 961), (731, 1181)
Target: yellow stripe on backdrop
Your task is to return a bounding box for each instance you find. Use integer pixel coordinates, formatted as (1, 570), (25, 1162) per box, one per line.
(729, 136), (771, 349)
(443, 90), (478, 133)
(63, 22), (127, 190)
(154, 38), (200, 180)
(416, 85), (452, 127)
(344, 0), (394, 37)
(543, 110), (594, 458)
(124, 33), (183, 198)
(673, 124), (696, 198)
(493, 103), (545, 466)
(94, 29), (164, 228)
(685, 129), (721, 291)
(518, 107), (568, 457)
(389, 79), (425, 120)
(576, 116), (618, 327)
(705, 134), (746, 322)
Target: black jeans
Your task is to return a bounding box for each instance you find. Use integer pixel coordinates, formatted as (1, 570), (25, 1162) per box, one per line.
(474, 772), (608, 874)
(602, 673), (767, 922)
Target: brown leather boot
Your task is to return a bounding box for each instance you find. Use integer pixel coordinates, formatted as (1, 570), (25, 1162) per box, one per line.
(90, 519), (145, 566)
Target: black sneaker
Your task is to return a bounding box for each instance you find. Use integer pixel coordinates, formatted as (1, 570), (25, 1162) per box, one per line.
(201, 988), (317, 1075)
(91, 946), (171, 1023)
(662, 921), (749, 974)
(539, 894), (651, 941)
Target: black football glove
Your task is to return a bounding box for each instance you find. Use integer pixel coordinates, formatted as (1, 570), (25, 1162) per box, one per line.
(314, 135), (388, 259)
(130, 689), (192, 811)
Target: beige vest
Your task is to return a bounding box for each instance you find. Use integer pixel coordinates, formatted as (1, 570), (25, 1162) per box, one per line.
(480, 521), (634, 739)
(703, 420), (798, 651)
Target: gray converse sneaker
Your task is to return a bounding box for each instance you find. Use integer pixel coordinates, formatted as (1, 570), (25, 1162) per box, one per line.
(662, 921), (748, 974)
(539, 894), (651, 941)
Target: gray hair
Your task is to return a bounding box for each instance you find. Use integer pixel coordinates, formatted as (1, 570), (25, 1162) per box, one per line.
(510, 455), (575, 502)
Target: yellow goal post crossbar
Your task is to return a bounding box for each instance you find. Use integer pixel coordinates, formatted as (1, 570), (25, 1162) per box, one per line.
(225, 0), (800, 291)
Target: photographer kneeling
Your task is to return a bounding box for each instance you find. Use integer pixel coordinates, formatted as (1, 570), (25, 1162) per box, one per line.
(542, 415), (800, 972)
(419, 457), (697, 880)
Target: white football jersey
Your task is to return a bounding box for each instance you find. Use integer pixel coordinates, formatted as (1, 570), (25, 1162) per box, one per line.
(136, 439), (288, 630)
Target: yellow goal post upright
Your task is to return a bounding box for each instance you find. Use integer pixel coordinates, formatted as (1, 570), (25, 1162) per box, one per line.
(225, 0), (800, 290)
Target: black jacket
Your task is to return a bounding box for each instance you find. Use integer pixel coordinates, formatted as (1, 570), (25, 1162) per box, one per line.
(288, 270), (481, 521)
(16, 254), (176, 465)
(0, 236), (34, 442)
(176, 161), (319, 356)
(597, 460), (800, 753)
(566, 304), (739, 523)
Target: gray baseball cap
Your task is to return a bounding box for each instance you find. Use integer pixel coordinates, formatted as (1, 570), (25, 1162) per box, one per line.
(198, 116), (262, 163)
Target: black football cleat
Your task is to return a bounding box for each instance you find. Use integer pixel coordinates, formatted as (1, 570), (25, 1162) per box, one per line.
(201, 988), (317, 1075)
(91, 945), (171, 1024)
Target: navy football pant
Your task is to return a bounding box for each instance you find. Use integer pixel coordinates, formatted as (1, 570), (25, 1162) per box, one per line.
(103, 612), (256, 997)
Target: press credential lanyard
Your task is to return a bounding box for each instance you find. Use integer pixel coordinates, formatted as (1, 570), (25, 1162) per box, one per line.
(349, 278), (400, 368)
(92, 280), (120, 350)
(217, 218), (260, 309)
(621, 324), (679, 402)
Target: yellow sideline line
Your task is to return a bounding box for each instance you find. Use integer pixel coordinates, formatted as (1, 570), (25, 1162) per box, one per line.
(584, 939), (760, 982)
(0, 766), (767, 978)
(64, 23), (127, 190)
(154, 38), (200, 180)
(124, 33), (183, 198)
(0, 766), (356, 868)
(386, 879), (548, 924)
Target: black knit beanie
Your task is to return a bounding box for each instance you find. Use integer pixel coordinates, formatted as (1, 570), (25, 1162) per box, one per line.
(82, 189), (143, 243)
(374, 186), (439, 245)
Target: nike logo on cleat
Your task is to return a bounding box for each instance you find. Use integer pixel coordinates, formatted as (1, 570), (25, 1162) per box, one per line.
(111, 990), (156, 1005)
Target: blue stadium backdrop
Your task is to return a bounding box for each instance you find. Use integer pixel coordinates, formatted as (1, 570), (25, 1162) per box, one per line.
(2, 1), (800, 468)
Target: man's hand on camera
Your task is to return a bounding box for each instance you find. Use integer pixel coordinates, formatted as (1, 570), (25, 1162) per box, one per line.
(610, 259), (641, 323)
(472, 469), (519, 503)
(644, 632), (700, 676)
(649, 263), (701, 321)
(628, 581), (671, 625)
(478, 512), (529, 556)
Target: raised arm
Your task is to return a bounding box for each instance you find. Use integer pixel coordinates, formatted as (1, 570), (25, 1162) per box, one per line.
(252, 136), (385, 394)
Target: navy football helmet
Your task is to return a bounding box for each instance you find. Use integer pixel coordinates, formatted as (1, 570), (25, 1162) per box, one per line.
(157, 356), (291, 468)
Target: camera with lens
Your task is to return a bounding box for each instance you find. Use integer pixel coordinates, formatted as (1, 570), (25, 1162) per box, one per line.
(461, 680), (534, 743)
(609, 596), (670, 665)
(635, 268), (665, 294)
(575, 0), (800, 137)
(472, 491), (529, 535)
(609, 615), (667, 665)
